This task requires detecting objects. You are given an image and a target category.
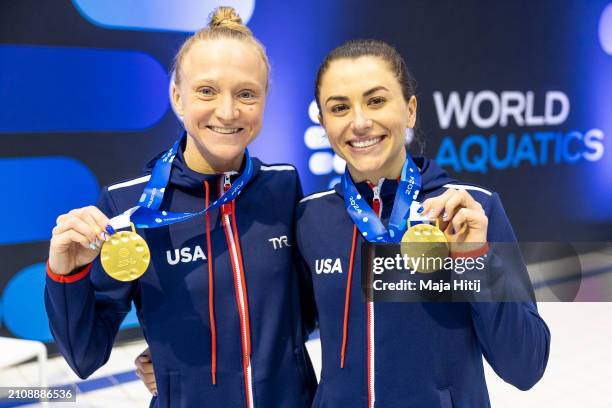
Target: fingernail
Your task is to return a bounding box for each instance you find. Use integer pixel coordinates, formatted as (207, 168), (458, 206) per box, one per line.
(442, 212), (449, 221)
(89, 242), (98, 250)
(105, 225), (116, 235)
(101, 232), (109, 241)
(417, 206), (424, 214)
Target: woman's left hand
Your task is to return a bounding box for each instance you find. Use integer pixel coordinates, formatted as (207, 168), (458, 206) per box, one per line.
(421, 188), (488, 253)
(135, 348), (157, 396)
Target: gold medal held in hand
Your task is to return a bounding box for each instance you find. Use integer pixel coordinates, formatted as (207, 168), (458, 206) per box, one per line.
(401, 219), (449, 274)
(100, 223), (150, 281)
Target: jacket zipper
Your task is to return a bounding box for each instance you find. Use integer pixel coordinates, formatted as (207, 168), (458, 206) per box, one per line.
(221, 173), (255, 408)
(367, 179), (384, 408)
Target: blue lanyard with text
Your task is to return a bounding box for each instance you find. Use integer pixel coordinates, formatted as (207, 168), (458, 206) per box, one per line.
(342, 156), (421, 243)
(116, 133), (254, 229)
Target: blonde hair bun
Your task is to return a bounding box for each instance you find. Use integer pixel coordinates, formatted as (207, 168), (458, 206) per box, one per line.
(209, 6), (251, 35)
(172, 5), (268, 87)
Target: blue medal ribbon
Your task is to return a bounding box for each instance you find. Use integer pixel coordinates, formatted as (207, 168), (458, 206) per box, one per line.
(342, 155), (422, 243)
(110, 133), (253, 230)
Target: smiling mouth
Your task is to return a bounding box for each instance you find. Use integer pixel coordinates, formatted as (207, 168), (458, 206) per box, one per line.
(348, 136), (385, 149)
(207, 126), (243, 134)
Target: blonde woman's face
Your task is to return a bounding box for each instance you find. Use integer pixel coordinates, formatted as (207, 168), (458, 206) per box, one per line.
(318, 56), (416, 181)
(172, 38), (267, 167)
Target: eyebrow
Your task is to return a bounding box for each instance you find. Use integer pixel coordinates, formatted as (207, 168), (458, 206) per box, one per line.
(364, 86), (389, 97)
(325, 86), (390, 105)
(191, 79), (263, 92)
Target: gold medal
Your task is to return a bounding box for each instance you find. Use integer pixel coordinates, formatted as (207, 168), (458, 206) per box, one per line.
(100, 223), (150, 281)
(401, 219), (449, 273)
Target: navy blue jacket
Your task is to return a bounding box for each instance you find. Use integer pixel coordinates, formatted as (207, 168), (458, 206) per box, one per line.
(45, 143), (317, 408)
(296, 157), (550, 408)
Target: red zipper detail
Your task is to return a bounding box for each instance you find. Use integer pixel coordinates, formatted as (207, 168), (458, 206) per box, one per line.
(366, 180), (383, 408)
(220, 176), (254, 408)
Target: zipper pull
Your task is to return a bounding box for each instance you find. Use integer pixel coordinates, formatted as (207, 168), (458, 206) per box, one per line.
(371, 178), (384, 216)
(221, 172), (233, 216)
(223, 172), (232, 192)
(372, 186), (381, 202)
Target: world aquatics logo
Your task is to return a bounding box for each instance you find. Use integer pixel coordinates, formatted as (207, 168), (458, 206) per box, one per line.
(432, 90), (605, 173)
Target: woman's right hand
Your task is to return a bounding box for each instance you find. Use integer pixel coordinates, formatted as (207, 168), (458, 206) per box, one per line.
(48, 206), (110, 275)
(135, 348), (157, 396)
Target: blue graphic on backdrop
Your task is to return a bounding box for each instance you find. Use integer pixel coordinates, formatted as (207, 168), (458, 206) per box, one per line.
(0, 157), (99, 245)
(3, 263), (53, 341)
(72, 0), (255, 32)
(1, 263), (139, 342)
(304, 100), (346, 185)
(599, 3), (612, 55)
(0, 46), (169, 132)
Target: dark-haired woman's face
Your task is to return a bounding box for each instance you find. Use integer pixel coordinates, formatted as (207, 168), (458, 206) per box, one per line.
(318, 56), (416, 182)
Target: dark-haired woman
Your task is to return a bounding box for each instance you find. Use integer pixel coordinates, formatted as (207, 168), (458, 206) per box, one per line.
(295, 39), (550, 407)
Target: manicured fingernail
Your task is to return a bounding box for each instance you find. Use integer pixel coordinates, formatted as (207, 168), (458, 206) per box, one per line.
(105, 225), (116, 235)
(417, 206), (424, 214)
(89, 242), (98, 250)
(442, 212), (449, 221)
(100, 232), (109, 241)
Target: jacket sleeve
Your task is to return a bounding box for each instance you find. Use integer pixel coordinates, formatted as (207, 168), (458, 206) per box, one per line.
(470, 192), (550, 391)
(44, 187), (138, 379)
(292, 172), (318, 339)
(296, 248), (318, 338)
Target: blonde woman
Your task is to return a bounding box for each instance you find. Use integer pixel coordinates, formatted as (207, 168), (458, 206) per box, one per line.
(45, 7), (316, 408)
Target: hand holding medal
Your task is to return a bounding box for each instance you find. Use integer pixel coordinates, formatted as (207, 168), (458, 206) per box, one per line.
(420, 188), (489, 255)
(48, 206), (111, 276)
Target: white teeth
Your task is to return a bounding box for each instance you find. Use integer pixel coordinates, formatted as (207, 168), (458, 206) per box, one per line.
(349, 137), (382, 148)
(209, 126), (241, 134)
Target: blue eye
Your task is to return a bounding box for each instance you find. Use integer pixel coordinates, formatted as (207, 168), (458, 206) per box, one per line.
(199, 87), (214, 96)
(239, 90), (255, 99)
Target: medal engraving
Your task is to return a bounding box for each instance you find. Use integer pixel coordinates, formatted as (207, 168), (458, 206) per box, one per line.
(101, 224), (150, 281)
(401, 220), (449, 273)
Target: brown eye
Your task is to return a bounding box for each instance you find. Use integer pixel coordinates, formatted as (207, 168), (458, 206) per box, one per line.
(331, 104), (349, 113)
(368, 96), (386, 106)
